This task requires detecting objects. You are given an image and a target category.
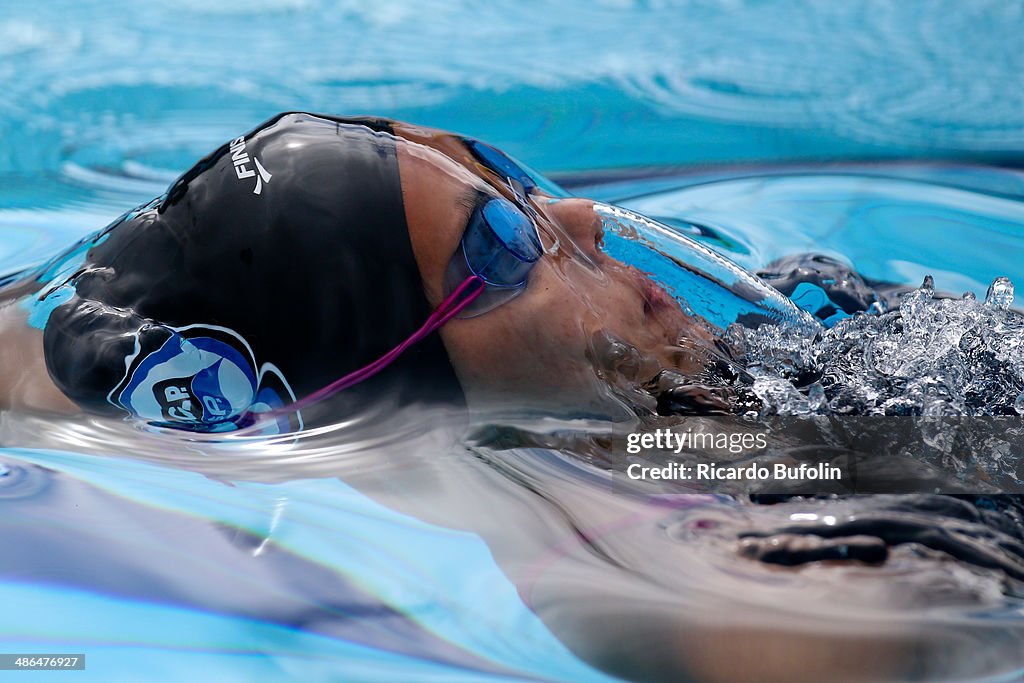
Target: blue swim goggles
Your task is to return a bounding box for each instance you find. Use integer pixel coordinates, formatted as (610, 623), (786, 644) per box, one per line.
(442, 138), (565, 317)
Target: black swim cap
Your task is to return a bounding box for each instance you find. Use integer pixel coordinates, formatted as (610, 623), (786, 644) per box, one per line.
(43, 112), (462, 425)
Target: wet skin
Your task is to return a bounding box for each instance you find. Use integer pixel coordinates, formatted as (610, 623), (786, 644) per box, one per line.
(0, 293), (77, 414)
(392, 122), (721, 416)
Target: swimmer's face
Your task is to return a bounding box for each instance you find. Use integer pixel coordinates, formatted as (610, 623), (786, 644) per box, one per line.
(392, 124), (719, 415)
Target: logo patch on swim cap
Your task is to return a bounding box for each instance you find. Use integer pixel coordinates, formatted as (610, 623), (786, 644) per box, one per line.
(108, 324), (301, 434)
(113, 328), (258, 427)
(229, 136), (272, 195)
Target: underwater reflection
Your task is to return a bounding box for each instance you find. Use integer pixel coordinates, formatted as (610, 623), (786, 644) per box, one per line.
(5, 396), (1024, 682)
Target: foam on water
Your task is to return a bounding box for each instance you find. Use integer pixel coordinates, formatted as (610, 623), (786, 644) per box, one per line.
(733, 276), (1024, 418)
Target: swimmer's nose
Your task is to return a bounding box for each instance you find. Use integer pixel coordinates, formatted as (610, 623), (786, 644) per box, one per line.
(541, 198), (603, 260)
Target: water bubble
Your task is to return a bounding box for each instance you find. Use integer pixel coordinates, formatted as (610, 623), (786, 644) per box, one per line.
(867, 300), (888, 315)
(985, 276), (1014, 310)
(899, 276), (936, 320)
(751, 374), (813, 415)
(805, 382), (827, 412)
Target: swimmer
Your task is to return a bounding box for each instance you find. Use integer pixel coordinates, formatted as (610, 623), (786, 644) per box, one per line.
(0, 112), (871, 431)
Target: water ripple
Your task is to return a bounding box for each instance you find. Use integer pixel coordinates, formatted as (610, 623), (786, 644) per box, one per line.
(3, 0), (1023, 178)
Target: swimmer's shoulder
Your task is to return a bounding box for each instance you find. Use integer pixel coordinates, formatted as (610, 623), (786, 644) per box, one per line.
(0, 292), (79, 414)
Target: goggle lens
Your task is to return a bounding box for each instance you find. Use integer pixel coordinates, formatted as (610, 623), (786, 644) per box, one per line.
(445, 196), (542, 318)
(465, 197), (541, 285)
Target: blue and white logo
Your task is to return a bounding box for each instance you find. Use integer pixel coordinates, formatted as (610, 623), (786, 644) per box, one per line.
(110, 324), (301, 434)
(115, 330), (257, 425)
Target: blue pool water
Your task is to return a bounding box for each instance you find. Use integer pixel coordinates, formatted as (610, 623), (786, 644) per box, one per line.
(3, 2), (1024, 682)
